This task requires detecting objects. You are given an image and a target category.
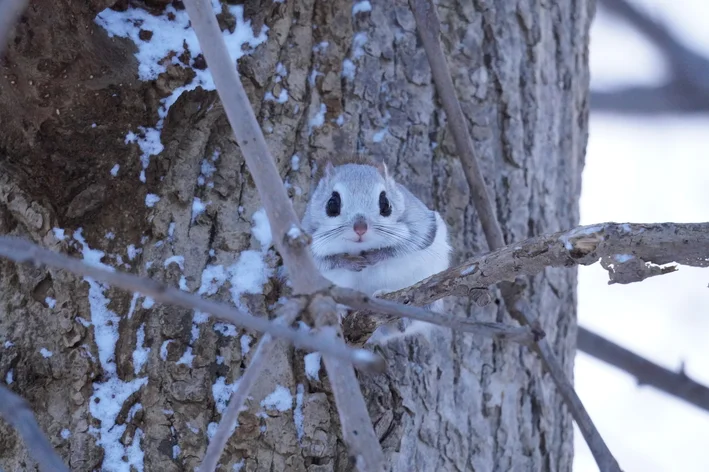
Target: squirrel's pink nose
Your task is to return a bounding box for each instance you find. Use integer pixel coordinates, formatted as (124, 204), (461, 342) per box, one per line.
(353, 220), (368, 236)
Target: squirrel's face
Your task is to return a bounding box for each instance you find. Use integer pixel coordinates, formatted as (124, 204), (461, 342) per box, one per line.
(306, 163), (409, 256)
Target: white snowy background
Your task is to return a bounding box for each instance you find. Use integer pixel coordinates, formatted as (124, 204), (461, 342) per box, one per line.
(574, 1), (709, 471)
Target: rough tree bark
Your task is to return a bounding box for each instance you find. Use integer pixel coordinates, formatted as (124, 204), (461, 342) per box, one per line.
(0, 0), (592, 471)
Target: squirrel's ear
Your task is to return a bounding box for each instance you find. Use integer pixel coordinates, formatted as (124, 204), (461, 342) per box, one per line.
(324, 161), (335, 180)
(376, 161), (391, 181)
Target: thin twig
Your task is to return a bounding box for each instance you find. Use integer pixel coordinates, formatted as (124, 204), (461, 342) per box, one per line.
(579, 327), (709, 413)
(505, 295), (621, 471)
(409, 1), (622, 470)
(201, 336), (276, 471)
(0, 385), (69, 472)
(590, 84), (709, 114)
(310, 292), (383, 472)
(182, 1), (385, 470)
(332, 286), (538, 346)
(0, 236), (381, 369)
(181, 0), (323, 294)
(198, 300), (305, 472)
(0, 0), (28, 58)
(408, 0), (504, 249)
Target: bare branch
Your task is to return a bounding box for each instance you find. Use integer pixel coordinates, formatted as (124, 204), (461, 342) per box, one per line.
(578, 327), (709, 413)
(408, 0), (505, 249)
(591, 84), (709, 114)
(599, 0), (709, 94)
(410, 1), (623, 470)
(311, 291), (384, 472)
(504, 294), (623, 472)
(0, 236), (381, 369)
(594, 0), (709, 113)
(181, 1), (385, 469)
(180, 0), (323, 293)
(600, 0), (687, 61)
(0, 385), (69, 472)
(332, 286), (538, 346)
(387, 222), (709, 308)
(198, 300), (305, 472)
(0, 0), (28, 58)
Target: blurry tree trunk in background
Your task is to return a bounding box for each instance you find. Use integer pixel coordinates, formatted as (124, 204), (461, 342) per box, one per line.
(0, 0), (592, 471)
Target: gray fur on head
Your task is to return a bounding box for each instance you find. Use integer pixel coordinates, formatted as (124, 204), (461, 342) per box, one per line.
(302, 162), (438, 258)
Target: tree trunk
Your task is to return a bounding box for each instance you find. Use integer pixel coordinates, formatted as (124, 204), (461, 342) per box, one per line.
(0, 0), (591, 471)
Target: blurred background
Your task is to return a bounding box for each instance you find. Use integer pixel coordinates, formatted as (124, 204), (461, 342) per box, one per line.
(574, 0), (709, 470)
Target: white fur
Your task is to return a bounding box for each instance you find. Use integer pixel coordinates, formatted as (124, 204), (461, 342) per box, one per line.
(302, 163), (452, 343)
(317, 212), (450, 296)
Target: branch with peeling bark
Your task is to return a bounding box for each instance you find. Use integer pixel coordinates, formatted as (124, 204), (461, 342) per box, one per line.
(388, 222), (709, 308)
(342, 223), (709, 416)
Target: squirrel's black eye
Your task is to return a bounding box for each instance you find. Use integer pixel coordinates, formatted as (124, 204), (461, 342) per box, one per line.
(326, 191), (341, 217)
(379, 191), (392, 217)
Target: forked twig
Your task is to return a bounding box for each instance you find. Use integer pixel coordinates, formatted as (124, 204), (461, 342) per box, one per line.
(0, 385), (69, 472)
(409, 0), (622, 470)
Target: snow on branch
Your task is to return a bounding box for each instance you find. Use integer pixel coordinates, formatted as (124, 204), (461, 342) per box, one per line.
(0, 385), (69, 472)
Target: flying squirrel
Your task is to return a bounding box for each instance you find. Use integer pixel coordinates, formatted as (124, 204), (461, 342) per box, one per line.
(301, 154), (452, 343)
